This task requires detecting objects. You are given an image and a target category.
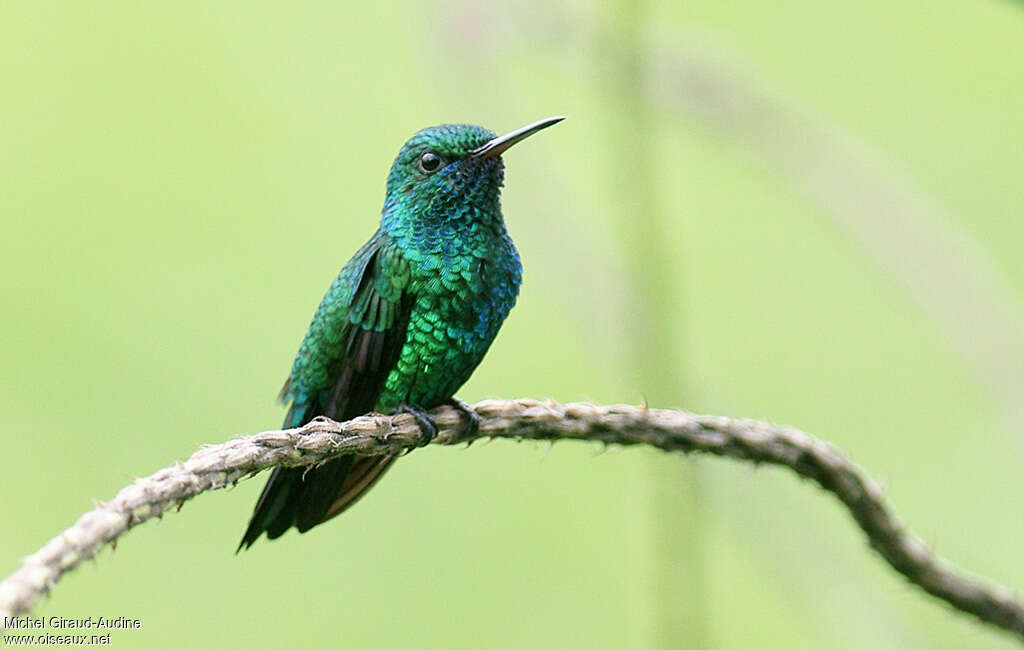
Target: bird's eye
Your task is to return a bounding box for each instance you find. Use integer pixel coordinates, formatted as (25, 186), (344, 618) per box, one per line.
(417, 151), (443, 174)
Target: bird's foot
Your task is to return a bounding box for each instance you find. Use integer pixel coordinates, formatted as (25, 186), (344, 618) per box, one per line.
(397, 403), (438, 446)
(447, 397), (480, 438)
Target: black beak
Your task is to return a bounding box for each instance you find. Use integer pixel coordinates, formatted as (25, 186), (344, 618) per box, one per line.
(470, 116), (565, 160)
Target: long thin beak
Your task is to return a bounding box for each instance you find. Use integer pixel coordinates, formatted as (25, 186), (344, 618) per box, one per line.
(470, 116), (565, 159)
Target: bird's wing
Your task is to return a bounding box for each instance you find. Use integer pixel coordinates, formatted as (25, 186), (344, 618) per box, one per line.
(278, 233), (409, 423)
(238, 234), (411, 549)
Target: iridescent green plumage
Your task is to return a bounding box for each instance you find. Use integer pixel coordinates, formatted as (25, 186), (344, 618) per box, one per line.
(239, 118), (562, 549)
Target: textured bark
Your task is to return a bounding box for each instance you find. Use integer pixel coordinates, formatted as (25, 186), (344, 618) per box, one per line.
(1, 399), (1022, 640)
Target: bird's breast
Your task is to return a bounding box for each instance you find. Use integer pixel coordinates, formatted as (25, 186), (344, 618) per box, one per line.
(377, 233), (520, 410)
(413, 237), (520, 347)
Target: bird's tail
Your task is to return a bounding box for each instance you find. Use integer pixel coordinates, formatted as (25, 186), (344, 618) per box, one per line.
(237, 455), (396, 551)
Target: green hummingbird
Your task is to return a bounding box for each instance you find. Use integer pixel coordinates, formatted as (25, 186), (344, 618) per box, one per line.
(238, 116), (564, 549)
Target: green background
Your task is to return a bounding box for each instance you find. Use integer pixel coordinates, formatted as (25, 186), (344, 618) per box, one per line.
(3, 1), (1023, 648)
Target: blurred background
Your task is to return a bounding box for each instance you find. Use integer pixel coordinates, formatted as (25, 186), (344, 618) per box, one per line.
(2, 1), (1023, 648)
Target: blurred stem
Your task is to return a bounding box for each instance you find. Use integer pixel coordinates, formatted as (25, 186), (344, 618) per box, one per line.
(600, 3), (708, 649)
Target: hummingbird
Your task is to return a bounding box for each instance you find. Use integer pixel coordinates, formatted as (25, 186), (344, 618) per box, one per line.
(238, 116), (564, 549)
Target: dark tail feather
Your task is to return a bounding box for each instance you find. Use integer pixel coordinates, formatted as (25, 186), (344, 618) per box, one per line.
(237, 455), (394, 551)
(237, 457), (351, 551)
(237, 466), (296, 552)
(294, 457), (357, 532)
(320, 455), (396, 524)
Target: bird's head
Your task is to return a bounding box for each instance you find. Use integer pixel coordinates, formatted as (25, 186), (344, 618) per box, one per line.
(381, 117), (563, 230)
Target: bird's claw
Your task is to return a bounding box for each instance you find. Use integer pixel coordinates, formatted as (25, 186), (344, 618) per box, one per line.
(397, 403), (438, 446)
(448, 397), (480, 438)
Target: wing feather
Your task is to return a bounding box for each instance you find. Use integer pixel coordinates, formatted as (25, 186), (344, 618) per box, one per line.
(238, 235), (410, 550)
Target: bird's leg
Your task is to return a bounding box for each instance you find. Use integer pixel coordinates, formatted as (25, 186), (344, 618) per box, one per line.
(396, 403), (438, 446)
(447, 397), (480, 438)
